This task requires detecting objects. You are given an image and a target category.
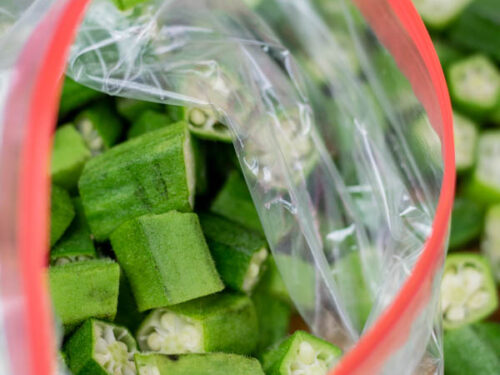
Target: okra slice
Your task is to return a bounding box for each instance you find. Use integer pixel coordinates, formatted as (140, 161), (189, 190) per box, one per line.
(65, 319), (137, 375)
(448, 55), (500, 117)
(262, 331), (342, 375)
(50, 185), (75, 247)
(412, 0), (473, 29)
(79, 123), (195, 240)
(481, 204), (500, 282)
(116, 98), (163, 123)
(449, 197), (483, 250)
(51, 125), (91, 190)
(185, 106), (232, 143)
(51, 198), (96, 265)
(199, 213), (268, 293)
(453, 112), (478, 173)
(127, 110), (172, 139)
(76, 102), (123, 155)
(135, 353), (265, 375)
(137, 292), (258, 355)
(440, 253), (498, 330)
(59, 77), (104, 118)
(110, 211), (223, 311)
(466, 131), (500, 205)
(49, 259), (120, 327)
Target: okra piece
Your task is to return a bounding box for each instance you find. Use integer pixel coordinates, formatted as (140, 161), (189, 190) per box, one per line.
(184, 106), (232, 143)
(49, 259), (120, 327)
(448, 55), (500, 117)
(59, 77), (104, 118)
(262, 331), (342, 375)
(440, 253), (498, 330)
(79, 123), (195, 240)
(199, 213), (268, 293)
(137, 292), (258, 355)
(412, 0), (473, 29)
(76, 102), (123, 155)
(110, 211), (223, 311)
(51, 198), (96, 265)
(135, 353), (265, 375)
(116, 98), (163, 122)
(65, 319), (137, 375)
(50, 185), (75, 247)
(453, 112), (478, 173)
(449, 197), (483, 250)
(127, 110), (172, 139)
(51, 125), (91, 190)
(443, 323), (500, 375)
(481, 204), (500, 282)
(466, 131), (500, 205)
(211, 171), (264, 234)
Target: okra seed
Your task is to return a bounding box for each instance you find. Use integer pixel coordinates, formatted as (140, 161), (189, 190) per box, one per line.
(298, 342), (316, 365)
(147, 332), (163, 351)
(463, 268), (483, 293)
(446, 306), (466, 321)
(160, 312), (177, 330)
(189, 109), (207, 127)
(139, 366), (160, 375)
(467, 290), (489, 310)
(96, 337), (108, 353)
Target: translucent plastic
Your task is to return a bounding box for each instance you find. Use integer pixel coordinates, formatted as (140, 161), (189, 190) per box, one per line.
(0, 1), (454, 375)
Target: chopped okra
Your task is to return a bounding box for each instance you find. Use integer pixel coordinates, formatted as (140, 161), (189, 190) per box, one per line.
(441, 253), (498, 330)
(65, 319), (137, 375)
(50, 185), (75, 247)
(453, 111), (478, 173)
(137, 292), (258, 355)
(110, 211), (224, 311)
(184, 106), (232, 142)
(262, 331), (342, 375)
(116, 98), (163, 122)
(199, 213), (268, 293)
(79, 123), (195, 240)
(59, 77), (104, 118)
(481, 204), (500, 282)
(127, 110), (172, 139)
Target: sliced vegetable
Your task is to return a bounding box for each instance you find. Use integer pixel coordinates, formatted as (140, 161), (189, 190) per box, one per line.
(110, 211), (224, 311)
(180, 106), (232, 142)
(59, 77), (104, 118)
(412, 0), (473, 30)
(449, 197), (483, 250)
(440, 253), (498, 330)
(116, 98), (163, 122)
(79, 123), (195, 240)
(137, 292), (258, 355)
(453, 112), (478, 173)
(50, 185), (75, 247)
(127, 110), (172, 139)
(481, 204), (500, 282)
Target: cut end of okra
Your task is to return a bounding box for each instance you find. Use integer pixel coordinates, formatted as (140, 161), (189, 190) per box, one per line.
(453, 112), (478, 173)
(134, 353), (265, 375)
(50, 185), (75, 247)
(262, 331), (342, 375)
(413, 0), (473, 29)
(185, 107), (232, 143)
(65, 319), (137, 375)
(137, 293), (258, 355)
(481, 204), (500, 282)
(448, 55), (500, 116)
(441, 253), (498, 330)
(79, 123), (195, 240)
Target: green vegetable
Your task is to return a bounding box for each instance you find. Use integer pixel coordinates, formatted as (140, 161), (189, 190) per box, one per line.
(51, 125), (91, 190)
(49, 259), (120, 327)
(59, 77), (103, 118)
(453, 112), (478, 173)
(441, 253), (498, 330)
(199, 213), (268, 293)
(412, 0), (473, 30)
(79, 123), (195, 240)
(449, 198), (483, 250)
(116, 98), (163, 122)
(50, 185), (75, 247)
(65, 319), (137, 375)
(137, 292), (258, 355)
(262, 331), (342, 375)
(481, 204), (500, 282)
(184, 107), (232, 142)
(110, 211), (224, 311)
(134, 353), (265, 375)
(257, 258), (292, 306)
(127, 110), (172, 139)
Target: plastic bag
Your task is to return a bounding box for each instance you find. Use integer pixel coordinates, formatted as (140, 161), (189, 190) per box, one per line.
(0, 0), (454, 375)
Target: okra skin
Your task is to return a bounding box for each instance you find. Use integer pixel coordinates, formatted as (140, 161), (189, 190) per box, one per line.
(59, 77), (104, 118)
(50, 185), (75, 247)
(127, 110), (172, 139)
(49, 259), (120, 327)
(199, 213), (268, 292)
(110, 211), (223, 311)
(79, 123), (195, 240)
(134, 353), (265, 375)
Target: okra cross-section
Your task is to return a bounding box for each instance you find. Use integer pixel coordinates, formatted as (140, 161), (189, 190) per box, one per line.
(79, 123), (195, 240)
(441, 253), (498, 330)
(134, 353), (265, 375)
(262, 331), (342, 375)
(137, 292), (258, 355)
(199, 213), (268, 293)
(65, 319), (138, 375)
(110, 211), (224, 311)
(49, 259), (120, 327)
(50, 185), (75, 247)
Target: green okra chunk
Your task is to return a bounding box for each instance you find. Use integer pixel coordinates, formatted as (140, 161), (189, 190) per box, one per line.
(211, 171), (264, 234)
(65, 319), (138, 375)
(110, 211), (223, 311)
(116, 98), (163, 122)
(481, 204), (500, 282)
(441, 253), (498, 330)
(262, 331), (342, 375)
(59, 77), (104, 118)
(135, 353), (265, 375)
(453, 112), (478, 173)
(127, 110), (172, 139)
(50, 185), (75, 247)
(51, 125), (92, 190)
(49, 259), (120, 327)
(51, 197), (96, 265)
(199, 213), (268, 293)
(137, 292), (258, 355)
(79, 123), (195, 240)
(76, 102), (123, 155)
(449, 197), (483, 250)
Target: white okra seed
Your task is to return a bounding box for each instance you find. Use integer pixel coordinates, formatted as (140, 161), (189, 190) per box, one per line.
(298, 341), (316, 365)
(147, 332), (163, 351)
